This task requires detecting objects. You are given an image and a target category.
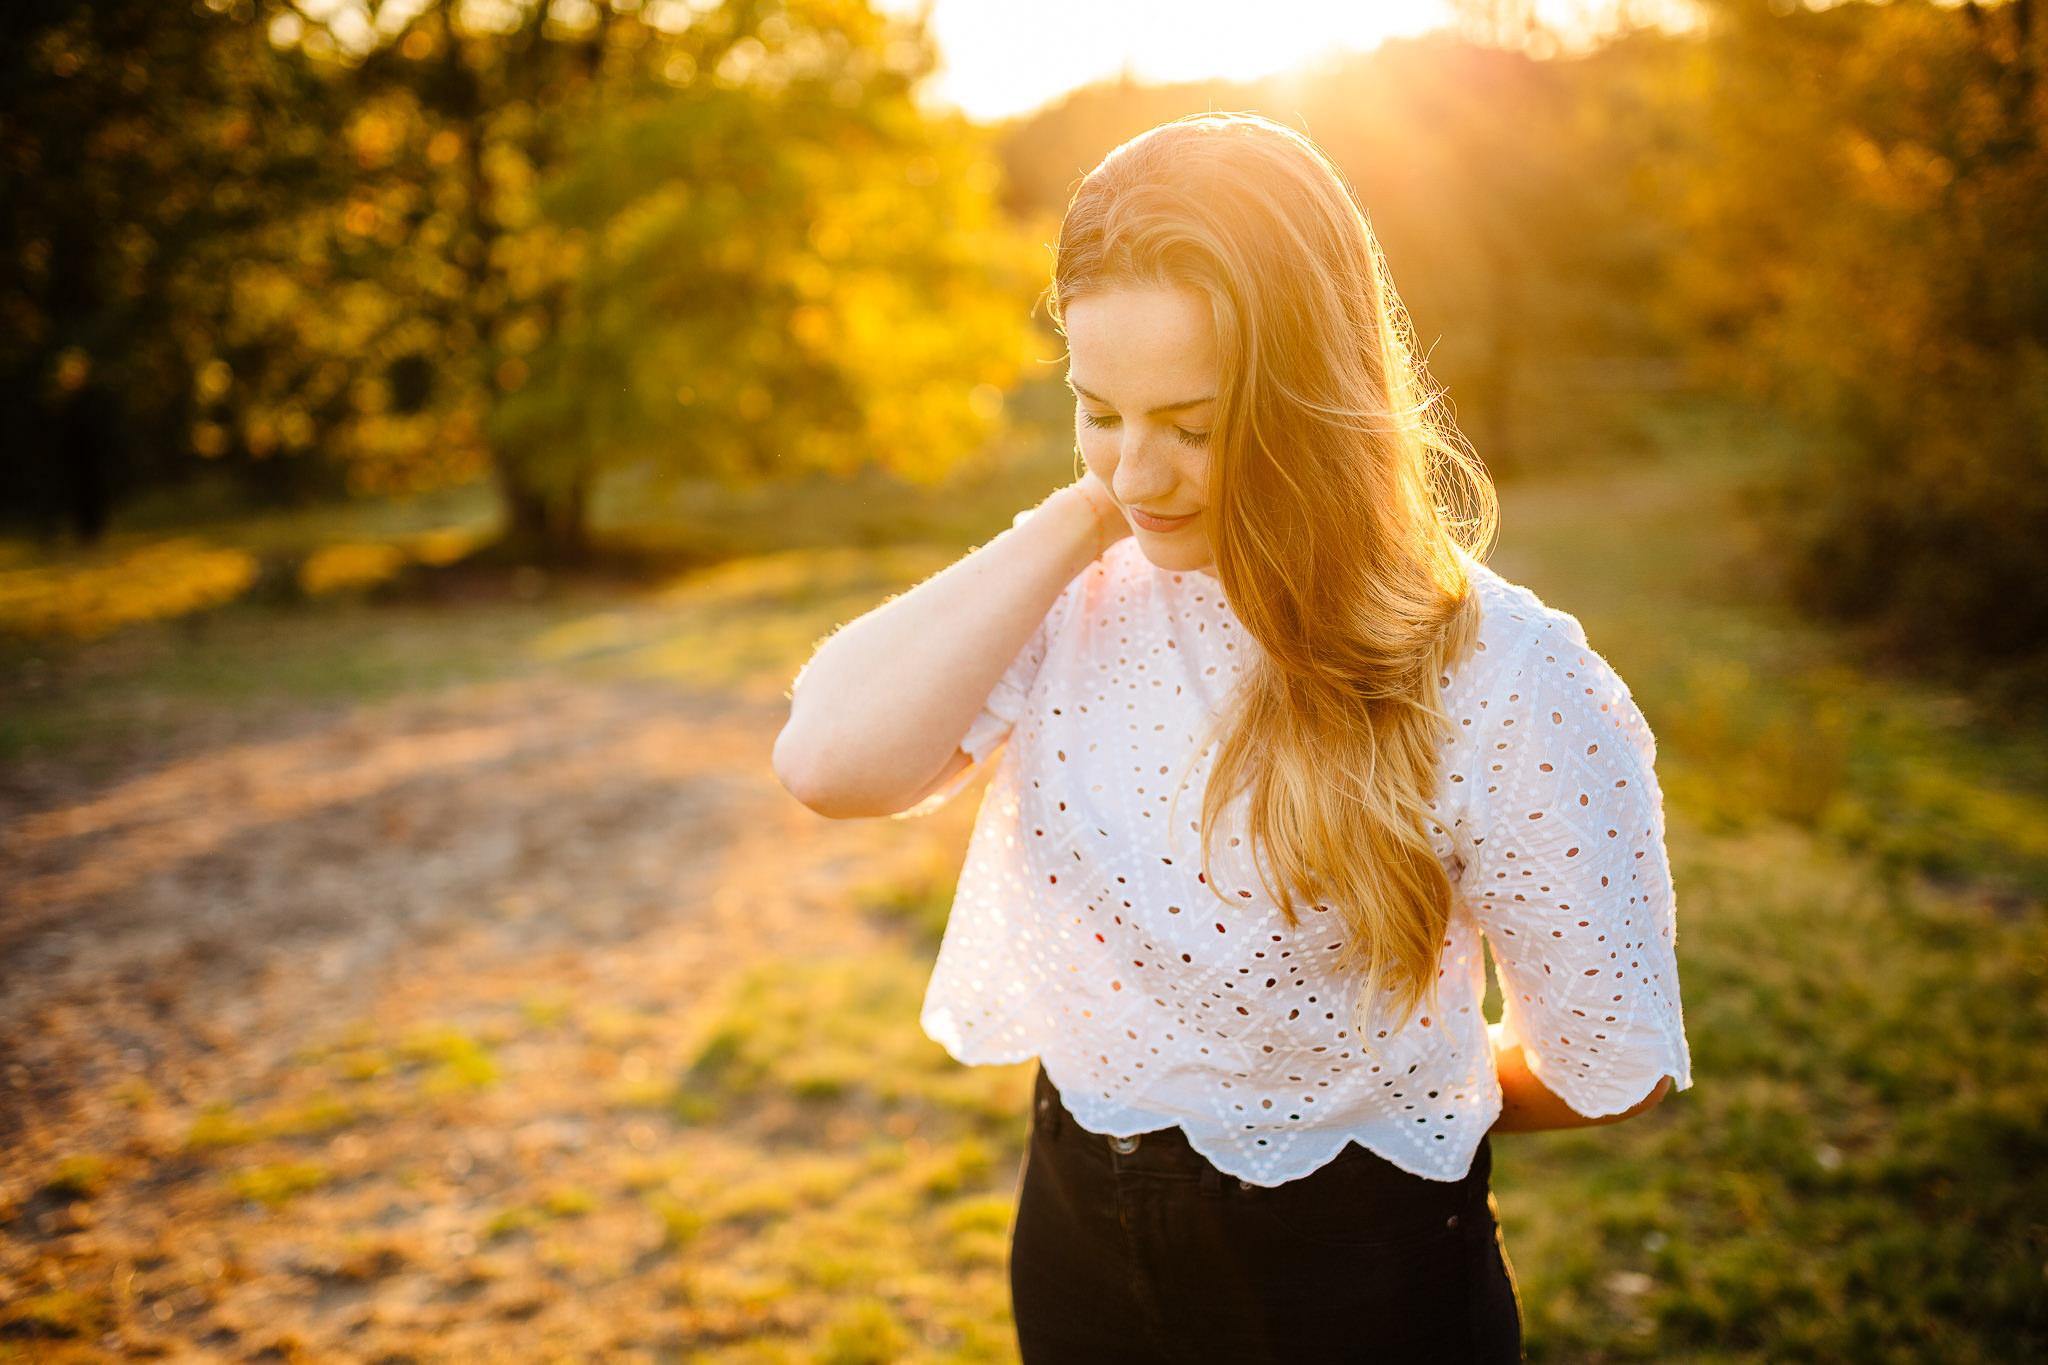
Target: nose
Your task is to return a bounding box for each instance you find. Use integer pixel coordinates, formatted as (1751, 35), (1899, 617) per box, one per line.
(1110, 425), (1176, 507)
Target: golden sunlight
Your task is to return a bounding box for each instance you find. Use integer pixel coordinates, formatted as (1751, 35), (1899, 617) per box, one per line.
(885, 0), (1697, 121)
(896, 0), (1451, 120)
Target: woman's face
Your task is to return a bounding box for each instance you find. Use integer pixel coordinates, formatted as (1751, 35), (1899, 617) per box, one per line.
(1064, 285), (1219, 574)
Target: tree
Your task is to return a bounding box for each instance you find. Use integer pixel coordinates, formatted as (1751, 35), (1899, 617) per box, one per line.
(275, 0), (1041, 564)
(0, 0), (345, 540)
(993, 34), (1690, 474)
(1670, 0), (2048, 692)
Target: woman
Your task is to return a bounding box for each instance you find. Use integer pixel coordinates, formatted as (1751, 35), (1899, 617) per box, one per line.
(774, 113), (1691, 1364)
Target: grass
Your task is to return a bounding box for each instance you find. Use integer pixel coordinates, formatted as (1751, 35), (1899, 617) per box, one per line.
(0, 404), (1075, 770)
(225, 1161), (331, 1208)
(39, 1156), (110, 1201)
(1479, 400), (2048, 1363)
(2, 391), (2043, 1361)
(673, 957), (1033, 1130)
(397, 1025), (499, 1092)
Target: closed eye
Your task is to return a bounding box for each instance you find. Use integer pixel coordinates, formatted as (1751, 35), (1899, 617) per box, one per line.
(1081, 411), (1211, 448)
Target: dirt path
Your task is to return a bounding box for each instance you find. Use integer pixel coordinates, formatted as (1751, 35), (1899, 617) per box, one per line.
(0, 675), (989, 1362)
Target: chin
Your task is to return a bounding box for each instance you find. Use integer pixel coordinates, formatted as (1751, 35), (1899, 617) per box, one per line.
(1130, 529), (1216, 575)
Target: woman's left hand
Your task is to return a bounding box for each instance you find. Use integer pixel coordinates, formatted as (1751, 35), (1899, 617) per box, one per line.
(1489, 1026), (1672, 1133)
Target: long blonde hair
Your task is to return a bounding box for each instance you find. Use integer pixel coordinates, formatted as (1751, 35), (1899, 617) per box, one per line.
(1050, 114), (1497, 1030)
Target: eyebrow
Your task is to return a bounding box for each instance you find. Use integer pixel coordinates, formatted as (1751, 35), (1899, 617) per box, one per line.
(1067, 378), (1216, 415)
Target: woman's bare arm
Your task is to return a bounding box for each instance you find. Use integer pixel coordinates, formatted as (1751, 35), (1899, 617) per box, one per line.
(1489, 1032), (1673, 1134)
(773, 478), (1127, 819)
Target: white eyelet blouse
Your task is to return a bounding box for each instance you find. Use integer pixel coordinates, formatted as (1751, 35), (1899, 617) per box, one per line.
(920, 537), (1692, 1187)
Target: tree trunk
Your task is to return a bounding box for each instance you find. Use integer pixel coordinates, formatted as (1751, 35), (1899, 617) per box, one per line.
(493, 460), (590, 566)
(60, 386), (113, 543)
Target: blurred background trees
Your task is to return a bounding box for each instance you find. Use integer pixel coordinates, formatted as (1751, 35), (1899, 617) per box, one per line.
(3, 0), (1038, 564)
(991, 0), (2047, 698)
(1670, 0), (2048, 695)
(322, 0), (1040, 563)
(3, 0), (2044, 693)
(1, 0), (349, 538)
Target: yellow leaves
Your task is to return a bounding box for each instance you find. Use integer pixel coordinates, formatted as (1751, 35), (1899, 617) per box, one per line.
(196, 358), (234, 402)
(341, 406), (491, 498)
(482, 138), (542, 228)
(1841, 134), (1955, 216)
(411, 526), (482, 567)
(41, 34), (85, 81)
(343, 198), (381, 235)
(298, 542), (406, 597)
(352, 375), (392, 415)
(717, 235), (757, 272)
(349, 109), (404, 171)
(787, 254), (833, 300)
(494, 222), (583, 298)
(53, 347), (90, 392)
(789, 304), (834, 353)
(279, 406), (316, 450)
(497, 310), (549, 357)
(967, 383), (1003, 421)
(713, 37), (797, 93)
(810, 221), (853, 260)
(963, 158), (1001, 196)
(607, 15), (649, 52)
(0, 539), (258, 639)
(881, 35), (927, 77)
(662, 52), (699, 86)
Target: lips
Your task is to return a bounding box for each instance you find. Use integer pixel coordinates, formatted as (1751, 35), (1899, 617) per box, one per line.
(1127, 506), (1201, 534)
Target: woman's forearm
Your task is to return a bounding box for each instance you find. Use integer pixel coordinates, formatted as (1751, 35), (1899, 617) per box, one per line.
(1489, 1034), (1672, 1134)
(773, 482), (1118, 818)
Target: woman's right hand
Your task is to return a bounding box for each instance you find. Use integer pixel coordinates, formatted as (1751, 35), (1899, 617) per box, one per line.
(773, 476), (1112, 818)
(1066, 471), (1133, 555)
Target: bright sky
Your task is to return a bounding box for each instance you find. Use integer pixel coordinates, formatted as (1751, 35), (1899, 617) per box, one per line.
(880, 0), (1452, 122)
(877, 0), (1674, 122)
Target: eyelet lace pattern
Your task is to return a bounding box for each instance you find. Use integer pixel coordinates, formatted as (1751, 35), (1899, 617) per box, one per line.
(921, 540), (1692, 1186)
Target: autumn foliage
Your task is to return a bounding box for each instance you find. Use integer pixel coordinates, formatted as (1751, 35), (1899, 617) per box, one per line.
(3, 0), (2044, 691)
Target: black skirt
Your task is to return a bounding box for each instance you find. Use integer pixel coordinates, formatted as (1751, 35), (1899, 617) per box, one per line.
(1011, 1066), (1525, 1364)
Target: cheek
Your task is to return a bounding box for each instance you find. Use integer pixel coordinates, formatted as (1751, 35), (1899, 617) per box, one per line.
(1076, 423), (1118, 481)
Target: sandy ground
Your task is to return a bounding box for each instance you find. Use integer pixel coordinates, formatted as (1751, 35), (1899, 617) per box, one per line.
(0, 675), (982, 1361)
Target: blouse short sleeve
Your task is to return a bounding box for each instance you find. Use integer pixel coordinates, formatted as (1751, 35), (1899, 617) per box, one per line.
(958, 617), (1051, 766)
(1455, 595), (1693, 1118)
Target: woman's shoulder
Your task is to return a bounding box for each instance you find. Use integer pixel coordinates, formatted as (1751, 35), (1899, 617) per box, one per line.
(1463, 560), (1591, 658)
(1450, 560), (1649, 747)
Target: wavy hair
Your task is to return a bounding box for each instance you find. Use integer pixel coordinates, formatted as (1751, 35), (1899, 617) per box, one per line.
(1050, 113), (1497, 1030)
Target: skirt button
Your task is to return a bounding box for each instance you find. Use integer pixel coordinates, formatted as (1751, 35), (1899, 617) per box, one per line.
(1109, 1135), (1140, 1155)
